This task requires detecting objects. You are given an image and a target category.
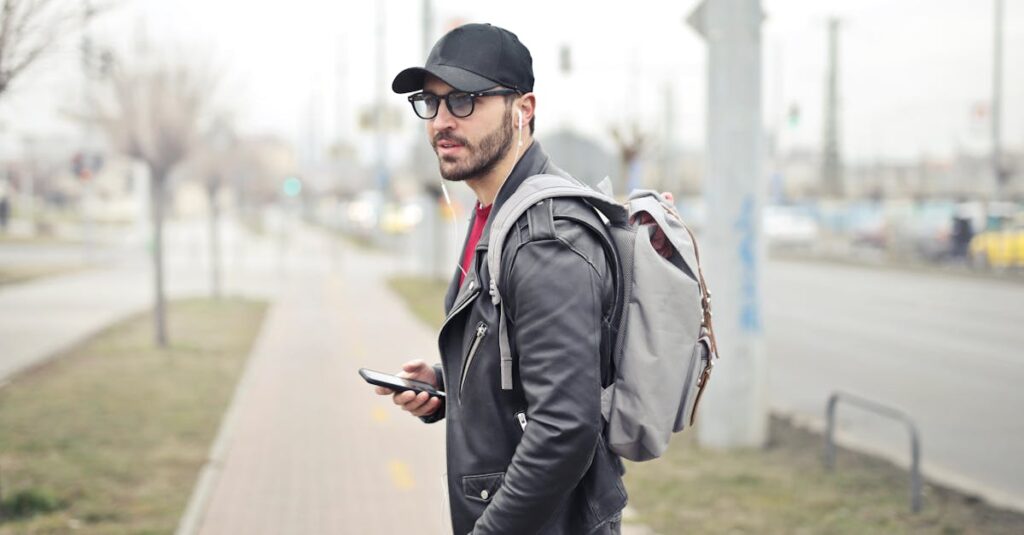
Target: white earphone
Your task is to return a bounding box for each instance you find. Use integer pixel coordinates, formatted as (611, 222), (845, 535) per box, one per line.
(516, 108), (524, 148)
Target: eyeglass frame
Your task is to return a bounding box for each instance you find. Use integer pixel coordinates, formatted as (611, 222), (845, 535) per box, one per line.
(407, 89), (521, 120)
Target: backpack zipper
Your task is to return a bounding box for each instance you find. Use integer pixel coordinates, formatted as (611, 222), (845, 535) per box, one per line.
(458, 321), (489, 403)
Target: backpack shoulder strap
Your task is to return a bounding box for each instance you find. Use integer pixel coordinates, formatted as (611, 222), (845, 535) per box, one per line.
(486, 173), (627, 390)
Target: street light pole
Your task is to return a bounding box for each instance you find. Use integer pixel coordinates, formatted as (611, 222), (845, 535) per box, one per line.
(992, 0), (1004, 201)
(375, 0), (389, 198)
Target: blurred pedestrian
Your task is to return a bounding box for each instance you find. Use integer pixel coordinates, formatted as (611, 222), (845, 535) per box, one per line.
(950, 214), (974, 261)
(372, 23), (626, 534)
(0, 178), (10, 232)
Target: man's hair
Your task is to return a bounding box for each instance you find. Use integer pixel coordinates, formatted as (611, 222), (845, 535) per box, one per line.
(504, 94), (535, 134)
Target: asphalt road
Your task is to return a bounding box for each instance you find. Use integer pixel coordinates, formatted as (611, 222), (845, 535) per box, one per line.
(764, 258), (1024, 510)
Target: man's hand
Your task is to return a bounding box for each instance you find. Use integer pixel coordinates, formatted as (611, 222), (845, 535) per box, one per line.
(630, 192), (675, 259)
(374, 359), (443, 418)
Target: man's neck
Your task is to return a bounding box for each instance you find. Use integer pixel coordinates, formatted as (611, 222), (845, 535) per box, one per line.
(464, 138), (533, 207)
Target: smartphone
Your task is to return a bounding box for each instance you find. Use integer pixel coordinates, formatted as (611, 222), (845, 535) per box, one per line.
(359, 368), (446, 398)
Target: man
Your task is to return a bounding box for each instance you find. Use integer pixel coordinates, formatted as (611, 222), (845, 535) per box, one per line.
(374, 23), (626, 534)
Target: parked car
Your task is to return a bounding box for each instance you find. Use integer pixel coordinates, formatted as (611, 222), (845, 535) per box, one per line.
(970, 217), (1024, 269)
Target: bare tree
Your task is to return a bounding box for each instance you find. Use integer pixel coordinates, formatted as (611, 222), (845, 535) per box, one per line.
(610, 122), (647, 196)
(196, 117), (235, 300)
(0, 0), (106, 98)
(92, 50), (218, 346)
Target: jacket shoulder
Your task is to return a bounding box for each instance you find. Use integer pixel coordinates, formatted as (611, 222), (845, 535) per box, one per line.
(503, 196), (609, 249)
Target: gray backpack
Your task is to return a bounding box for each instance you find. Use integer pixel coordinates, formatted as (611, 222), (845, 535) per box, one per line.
(486, 173), (719, 462)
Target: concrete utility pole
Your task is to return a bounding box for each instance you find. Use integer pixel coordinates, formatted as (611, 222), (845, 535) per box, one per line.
(422, 0), (433, 58)
(375, 0), (389, 196)
(822, 18), (843, 198)
(687, 0), (768, 448)
(661, 81), (676, 194)
(992, 0), (1005, 200)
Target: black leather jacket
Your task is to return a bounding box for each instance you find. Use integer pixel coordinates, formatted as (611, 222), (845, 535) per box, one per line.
(425, 141), (627, 534)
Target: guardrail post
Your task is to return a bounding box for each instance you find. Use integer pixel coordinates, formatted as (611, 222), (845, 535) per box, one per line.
(823, 391), (923, 513)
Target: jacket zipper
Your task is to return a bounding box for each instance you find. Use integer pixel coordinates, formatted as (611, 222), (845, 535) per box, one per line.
(458, 321), (489, 403)
(515, 410), (528, 430)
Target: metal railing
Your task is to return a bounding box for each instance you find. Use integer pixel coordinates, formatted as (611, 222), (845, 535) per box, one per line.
(824, 391), (923, 513)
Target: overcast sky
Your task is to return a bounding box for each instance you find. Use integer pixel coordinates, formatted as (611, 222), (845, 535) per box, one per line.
(1, 0), (1021, 166)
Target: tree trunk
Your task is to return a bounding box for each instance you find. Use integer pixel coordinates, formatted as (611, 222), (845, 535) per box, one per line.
(207, 181), (221, 299)
(151, 172), (168, 347)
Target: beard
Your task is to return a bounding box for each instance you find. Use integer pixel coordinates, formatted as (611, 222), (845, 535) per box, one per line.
(432, 110), (514, 182)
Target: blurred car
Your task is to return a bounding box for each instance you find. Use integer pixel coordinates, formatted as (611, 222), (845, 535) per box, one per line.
(764, 204), (819, 248)
(970, 217), (1024, 268)
(884, 200), (957, 261)
(845, 201), (887, 249)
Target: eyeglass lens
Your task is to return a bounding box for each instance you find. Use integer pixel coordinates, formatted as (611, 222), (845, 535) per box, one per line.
(412, 93), (475, 119)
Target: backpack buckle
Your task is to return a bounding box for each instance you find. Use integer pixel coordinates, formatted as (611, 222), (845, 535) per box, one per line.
(694, 335), (714, 388)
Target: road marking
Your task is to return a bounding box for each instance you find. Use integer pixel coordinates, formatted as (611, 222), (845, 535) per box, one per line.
(389, 460), (416, 490)
(372, 406), (390, 423)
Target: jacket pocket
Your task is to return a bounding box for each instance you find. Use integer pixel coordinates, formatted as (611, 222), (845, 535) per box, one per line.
(581, 440), (628, 530)
(458, 321), (489, 403)
(462, 471), (504, 504)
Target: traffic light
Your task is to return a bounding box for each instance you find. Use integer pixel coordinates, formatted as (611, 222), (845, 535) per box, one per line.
(282, 176), (302, 197)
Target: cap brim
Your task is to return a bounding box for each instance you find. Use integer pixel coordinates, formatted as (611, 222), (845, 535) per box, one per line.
(391, 64), (498, 94)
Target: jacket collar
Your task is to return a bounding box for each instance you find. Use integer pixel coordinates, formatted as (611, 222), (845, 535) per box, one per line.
(474, 140), (567, 252)
(443, 140), (565, 313)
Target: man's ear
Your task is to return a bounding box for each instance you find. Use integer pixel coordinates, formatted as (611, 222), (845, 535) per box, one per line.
(518, 93), (536, 128)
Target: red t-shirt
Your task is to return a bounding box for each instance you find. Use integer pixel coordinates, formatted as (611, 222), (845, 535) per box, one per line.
(459, 202), (493, 286)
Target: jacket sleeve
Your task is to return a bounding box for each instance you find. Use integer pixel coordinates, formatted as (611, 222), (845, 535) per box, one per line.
(418, 363), (446, 424)
(472, 236), (606, 534)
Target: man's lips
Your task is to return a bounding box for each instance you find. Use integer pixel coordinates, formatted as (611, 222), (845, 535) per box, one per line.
(435, 139), (465, 155)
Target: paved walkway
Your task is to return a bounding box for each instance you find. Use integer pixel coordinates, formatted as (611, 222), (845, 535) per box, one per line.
(182, 229), (449, 534)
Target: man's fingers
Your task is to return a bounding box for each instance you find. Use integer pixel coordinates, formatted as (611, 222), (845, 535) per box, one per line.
(402, 391), (430, 412)
(411, 396), (442, 417)
(392, 390), (415, 406)
(374, 386), (395, 396)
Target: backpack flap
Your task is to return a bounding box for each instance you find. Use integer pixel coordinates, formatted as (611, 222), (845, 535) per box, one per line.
(626, 191), (699, 274)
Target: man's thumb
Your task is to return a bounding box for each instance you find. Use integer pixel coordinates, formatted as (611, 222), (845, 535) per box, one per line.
(402, 360), (425, 373)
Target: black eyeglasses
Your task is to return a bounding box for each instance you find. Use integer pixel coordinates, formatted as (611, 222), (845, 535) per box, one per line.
(408, 89), (519, 119)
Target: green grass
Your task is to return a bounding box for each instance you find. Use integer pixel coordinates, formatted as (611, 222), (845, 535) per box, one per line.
(624, 416), (1023, 534)
(0, 298), (267, 534)
(387, 274), (1024, 534)
(386, 275), (449, 329)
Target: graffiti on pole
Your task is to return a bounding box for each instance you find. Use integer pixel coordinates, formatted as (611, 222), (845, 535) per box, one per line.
(735, 194), (761, 334)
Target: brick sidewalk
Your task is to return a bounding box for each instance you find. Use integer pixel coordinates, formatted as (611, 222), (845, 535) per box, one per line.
(181, 236), (448, 534)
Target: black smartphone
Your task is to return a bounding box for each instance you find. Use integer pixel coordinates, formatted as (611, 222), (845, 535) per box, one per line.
(359, 368), (446, 398)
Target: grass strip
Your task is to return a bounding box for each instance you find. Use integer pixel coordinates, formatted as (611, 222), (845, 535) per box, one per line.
(0, 265), (86, 287)
(0, 298), (267, 534)
(624, 416), (1023, 534)
(386, 275), (449, 329)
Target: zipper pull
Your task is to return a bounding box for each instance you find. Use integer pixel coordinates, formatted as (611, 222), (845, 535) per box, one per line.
(516, 411), (528, 430)
(476, 323), (487, 338)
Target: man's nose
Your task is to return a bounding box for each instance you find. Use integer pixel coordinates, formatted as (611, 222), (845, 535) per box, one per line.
(432, 100), (457, 131)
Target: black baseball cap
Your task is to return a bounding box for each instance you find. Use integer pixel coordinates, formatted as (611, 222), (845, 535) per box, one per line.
(392, 23), (534, 94)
